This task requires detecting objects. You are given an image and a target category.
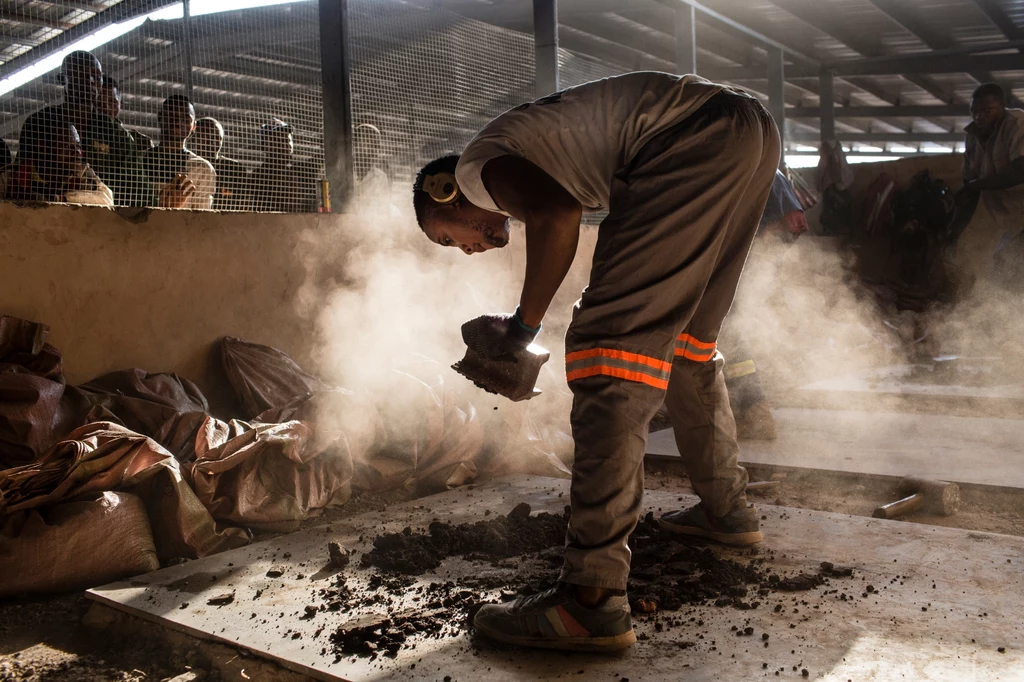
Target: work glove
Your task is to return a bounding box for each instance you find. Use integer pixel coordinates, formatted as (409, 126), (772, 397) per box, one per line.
(461, 307), (541, 359)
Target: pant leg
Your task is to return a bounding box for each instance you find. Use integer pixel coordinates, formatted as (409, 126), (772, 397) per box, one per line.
(665, 137), (780, 516)
(560, 93), (781, 590)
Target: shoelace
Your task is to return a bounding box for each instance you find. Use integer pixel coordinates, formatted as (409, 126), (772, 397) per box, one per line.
(515, 585), (564, 610)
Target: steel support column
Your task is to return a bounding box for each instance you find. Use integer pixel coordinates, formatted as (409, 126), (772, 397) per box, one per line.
(675, 4), (696, 74)
(320, 0), (354, 211)
(182, 0), (193, 99)
(767, 46), (785, 159)
(819, 68), (834, 144)
(533, 0), (559, 96)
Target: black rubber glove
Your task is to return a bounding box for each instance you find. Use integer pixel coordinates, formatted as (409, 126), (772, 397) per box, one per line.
(461, 307), (541, 359)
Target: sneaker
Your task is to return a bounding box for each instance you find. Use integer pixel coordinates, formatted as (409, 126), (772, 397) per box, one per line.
(660, 502), (763, 546)
(473, 583), (636, 652)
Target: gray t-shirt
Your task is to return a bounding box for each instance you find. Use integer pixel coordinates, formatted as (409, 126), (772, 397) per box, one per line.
(456, 72), (730, 213)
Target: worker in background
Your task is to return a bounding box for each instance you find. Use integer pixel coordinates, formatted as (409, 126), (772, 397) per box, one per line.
(353, 123), (392, 201)
(22, 51), (191, 208)
(190, 117), (252, 211)
(413, 72), (779, 652)
(2, 114), (111, 206)
(252, 119), (318, 213)
(96, 76), (153, 153)
(958, 83), (1024, 287)
(143, 95), (216, 210)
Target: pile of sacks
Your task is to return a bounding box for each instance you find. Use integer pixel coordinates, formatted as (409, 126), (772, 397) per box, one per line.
(0, 315), (570, 596)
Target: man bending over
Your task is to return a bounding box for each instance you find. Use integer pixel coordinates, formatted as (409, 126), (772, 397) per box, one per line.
(413, 72), (780, 652)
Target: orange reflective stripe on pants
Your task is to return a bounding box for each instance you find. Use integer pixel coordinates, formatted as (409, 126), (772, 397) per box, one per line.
(674, 333), (716, 362)
(565, 347), (671, 390)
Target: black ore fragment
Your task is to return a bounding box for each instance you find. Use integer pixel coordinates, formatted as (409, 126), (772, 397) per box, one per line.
(508, 502), (532, 521)
(328, 541), (350, 570)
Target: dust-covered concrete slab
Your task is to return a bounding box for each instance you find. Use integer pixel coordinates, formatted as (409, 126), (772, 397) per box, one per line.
(88, 475), (1024, 681)
(648, 407), (1024, 488)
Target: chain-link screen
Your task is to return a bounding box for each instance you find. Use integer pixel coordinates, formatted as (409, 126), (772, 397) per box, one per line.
(0, 0), (324, 211)
(348, 0), (534, 207)
(0, 0), (631, 213)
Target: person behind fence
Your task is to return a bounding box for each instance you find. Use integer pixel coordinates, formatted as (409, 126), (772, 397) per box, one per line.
(190, 117), (251, 211)
(252, 118), (318, 213)
(412, 71), (779, 651)
(353, 122), (392, 201)
(97, 75), (153, 153)
(2, 114), (112, 206)
(22, 51), (192, 209)
(957, 83), (1024, 287)
(143, 95), (216, 210)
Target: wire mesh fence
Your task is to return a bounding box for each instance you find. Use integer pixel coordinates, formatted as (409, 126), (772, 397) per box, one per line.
(0, 0), (631, 212)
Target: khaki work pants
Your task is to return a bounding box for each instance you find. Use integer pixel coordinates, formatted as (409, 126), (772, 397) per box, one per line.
(560, 92), (781, 590)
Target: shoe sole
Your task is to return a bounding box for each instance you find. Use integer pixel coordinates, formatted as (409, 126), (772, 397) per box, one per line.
(474, 623), (637, 652)
(659, 519), (764, 546)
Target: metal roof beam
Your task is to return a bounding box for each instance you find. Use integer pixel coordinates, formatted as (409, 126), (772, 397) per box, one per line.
(791, 132), (963, 143)
(0, 8), (76, 31)
(968, 0), (1024, 42)
(769, 0), (952, 104)
(653, 0), (817, 66)
(702, 50), (1024, 79)
(789, 105), (965, 118)
(0, 0), (178, 79)
(865, 0), (1020, 104)
(556, 25), (675, 72)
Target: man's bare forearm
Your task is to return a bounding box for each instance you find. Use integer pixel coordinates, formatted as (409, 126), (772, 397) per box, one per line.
(518, 208), (582, 329)
(970, 157), (1024, 191)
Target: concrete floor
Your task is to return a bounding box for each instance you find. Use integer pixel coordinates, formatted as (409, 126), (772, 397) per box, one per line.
(798, 362), (1024, 401)
(88, 475), (1024, 682)
(647, 407), (1024, 488)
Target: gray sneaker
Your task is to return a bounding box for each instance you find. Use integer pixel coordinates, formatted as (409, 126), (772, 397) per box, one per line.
(660, 502), (764, 546)
(473, 583), (636, 652)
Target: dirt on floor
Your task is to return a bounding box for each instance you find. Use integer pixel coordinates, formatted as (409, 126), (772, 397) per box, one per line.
(3, 461), (1023, 681)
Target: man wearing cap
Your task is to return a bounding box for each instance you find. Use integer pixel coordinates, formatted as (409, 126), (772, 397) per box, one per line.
(411, 72), (780, 652)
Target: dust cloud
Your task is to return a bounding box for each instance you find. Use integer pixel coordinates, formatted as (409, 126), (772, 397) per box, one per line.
(722, 234), (906, 394)
(292, 189), (578, 476)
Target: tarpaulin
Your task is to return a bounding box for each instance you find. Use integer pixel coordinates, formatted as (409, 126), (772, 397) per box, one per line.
(0, 491), (160, 597)
(220, 336), (327, 419)
(191, 415), (354, 532)
(79, 368), (210, 463)
(0, 316), (90, 469)
(0, 422), (249, 562)
(361, 366), (486, 493)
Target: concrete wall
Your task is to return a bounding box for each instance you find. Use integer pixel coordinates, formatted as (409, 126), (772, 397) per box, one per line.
(0, 202), (598, 408)
(1, 203), (342, 405)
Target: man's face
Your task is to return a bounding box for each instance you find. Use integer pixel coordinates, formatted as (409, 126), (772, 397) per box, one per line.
(191, 122), (223, 160)
(64, 57), (102, 107)
(971, 95), (1005, 134)
(97, 84), (120, 119)
(424, 208), (511, 255)
(163, 102), (196, 144)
